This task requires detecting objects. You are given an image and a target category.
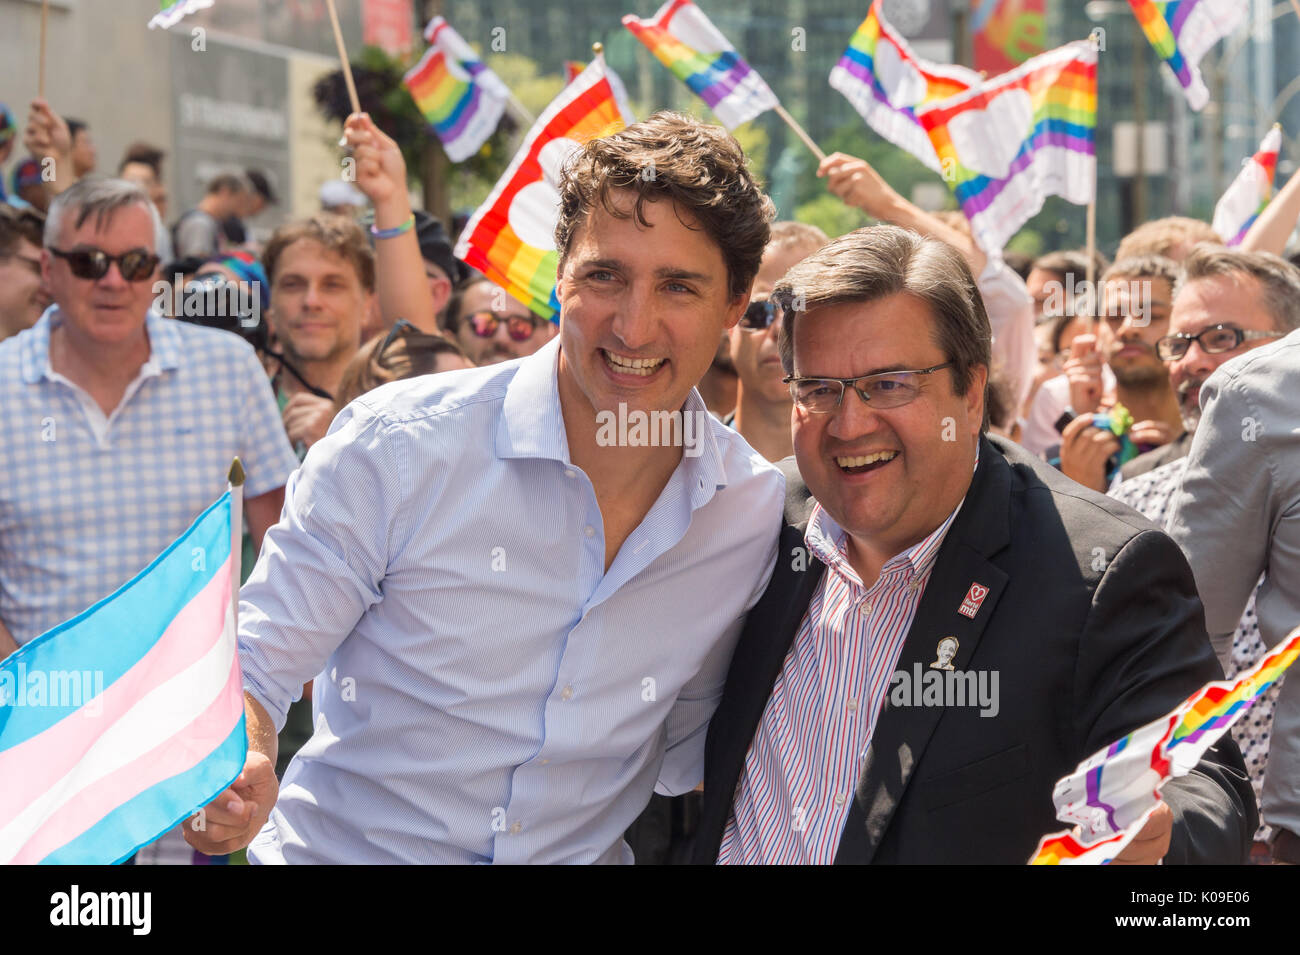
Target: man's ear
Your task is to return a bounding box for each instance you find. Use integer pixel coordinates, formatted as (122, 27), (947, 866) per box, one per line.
(723, 289), (751, 331)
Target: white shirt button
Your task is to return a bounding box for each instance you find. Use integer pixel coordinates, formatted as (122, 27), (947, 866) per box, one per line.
(564, 469), (577, 478)
(846, 698), (858, 712)
(859, 601), (872, 615)
(584, 525), (595, 538)
(908, 578), (922, 592)
(510, 821), (522, 834)
(834, 794), (846, 807)
(560, 685), (573, 701)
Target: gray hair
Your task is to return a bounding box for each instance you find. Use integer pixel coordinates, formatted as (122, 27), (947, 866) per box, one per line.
(1174, 246), (1300, 333)
(45, 177), (166, 254)
(775, 224), (993, 431)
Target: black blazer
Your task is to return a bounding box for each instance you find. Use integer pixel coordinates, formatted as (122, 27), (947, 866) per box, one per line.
(693, 435), (1256, 864)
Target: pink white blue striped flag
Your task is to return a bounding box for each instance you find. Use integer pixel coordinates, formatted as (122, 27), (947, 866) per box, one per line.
(0, 482), (246, 864)
(623, 0), (778, 130)
(1213, 126), (1282, 247)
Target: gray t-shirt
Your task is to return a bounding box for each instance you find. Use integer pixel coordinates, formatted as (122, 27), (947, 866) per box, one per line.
(173, 209), (222, 259)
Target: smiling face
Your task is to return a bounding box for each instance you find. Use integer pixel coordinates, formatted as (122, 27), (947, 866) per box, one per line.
(555, 191), (746, 422)
(1168, 273), (1280, 429)
(792, 292), (984, 567)
(268, 238), (367, 367)
(43, 202), (157, 348)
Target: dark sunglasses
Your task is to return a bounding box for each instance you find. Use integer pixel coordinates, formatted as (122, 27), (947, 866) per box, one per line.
(468, 309), (537, 342)
(739, 298), (780, 331)
(50, 246), (159, 282)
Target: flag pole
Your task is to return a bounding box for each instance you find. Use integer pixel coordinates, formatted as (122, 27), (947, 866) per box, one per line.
(39, 0), (48, 100)
(324, 0), (362, 116)
(1084, 28), (1102, 336)
(773, 104), (826, 162)
(227, 458), (245, 625)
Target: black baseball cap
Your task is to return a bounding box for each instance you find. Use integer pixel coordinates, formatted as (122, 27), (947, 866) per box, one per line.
(413, 210), (461, 284)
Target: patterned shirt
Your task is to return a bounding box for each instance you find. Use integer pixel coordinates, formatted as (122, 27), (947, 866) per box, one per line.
(1110, 458), (1277, 842)
(0, 306), (298, 645)
(718, 457), (971, 865)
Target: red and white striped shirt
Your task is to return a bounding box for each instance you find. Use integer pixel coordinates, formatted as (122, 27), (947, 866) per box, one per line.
(718, 489), (967, 864)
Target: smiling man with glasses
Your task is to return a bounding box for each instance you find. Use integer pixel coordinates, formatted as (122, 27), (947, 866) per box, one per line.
(691, 224), (1254, 865)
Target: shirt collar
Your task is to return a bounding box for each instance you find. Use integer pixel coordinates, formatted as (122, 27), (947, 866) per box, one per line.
(804, 441), (979, 581)
(19, 305), (181, 384)
(495, 335), (730, 499)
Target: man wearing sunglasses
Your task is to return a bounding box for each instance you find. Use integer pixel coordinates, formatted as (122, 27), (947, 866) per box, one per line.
(690, 225), (1253, 865)
(725, 221), (828, 463)
(444, 274), (557, 366)
(0, 178), (298, 662)
(1161, 248), (1300, 864)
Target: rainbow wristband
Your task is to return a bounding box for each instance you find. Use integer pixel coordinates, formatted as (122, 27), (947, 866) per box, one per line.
(370, 214), (415, 240)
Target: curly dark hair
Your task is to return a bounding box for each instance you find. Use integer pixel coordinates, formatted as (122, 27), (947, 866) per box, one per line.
(555, 110), (774, 302)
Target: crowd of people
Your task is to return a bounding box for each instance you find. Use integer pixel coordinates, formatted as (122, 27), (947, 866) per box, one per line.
(2, 90), (1299, 865)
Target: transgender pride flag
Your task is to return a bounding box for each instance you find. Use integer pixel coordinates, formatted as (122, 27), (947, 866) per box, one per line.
(623, 0), (778, 130)
(0, 479), (246, 864)
(1213, 126), (1282, 247)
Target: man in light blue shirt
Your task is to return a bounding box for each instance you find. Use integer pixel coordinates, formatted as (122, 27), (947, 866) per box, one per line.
(188, 111), (785, 863)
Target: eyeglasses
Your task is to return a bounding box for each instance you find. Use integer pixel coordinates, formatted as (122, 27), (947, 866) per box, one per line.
(49, 246), (159, 282)
(783, 362), (954, 414)
(1156, 325), (1281, 361)
(467, 309), (538, 342)
(375, 318), (418, 361)
(739, 299), (780, 331)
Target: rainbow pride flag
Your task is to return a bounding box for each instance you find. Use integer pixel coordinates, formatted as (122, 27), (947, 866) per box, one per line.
(1127, 1), (1245, 111)
(623, 0), (777, 130)
(1212, 126), (1282, 247)
(403, 17), (511, 163)
(1029, 627), (1300, 865)
(829, 0), (981, 173)
(148, 0), (213, 30)
(0, 482), (246, 864)
(915, 39), (1096, 257)
(453, 58), (635, 323)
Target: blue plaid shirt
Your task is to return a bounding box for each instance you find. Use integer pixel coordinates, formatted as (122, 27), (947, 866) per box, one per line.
(0, 306), (298, 646)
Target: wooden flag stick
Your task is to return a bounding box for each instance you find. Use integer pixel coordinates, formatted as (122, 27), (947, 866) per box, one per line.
(39, 0), (48, 99)
(1084, 200), (1097, 334)
(324, 0), (361, 115)
(774, 104), (826, 162)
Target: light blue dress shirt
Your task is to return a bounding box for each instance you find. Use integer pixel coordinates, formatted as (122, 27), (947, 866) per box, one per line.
(239, 337), (784, 863)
